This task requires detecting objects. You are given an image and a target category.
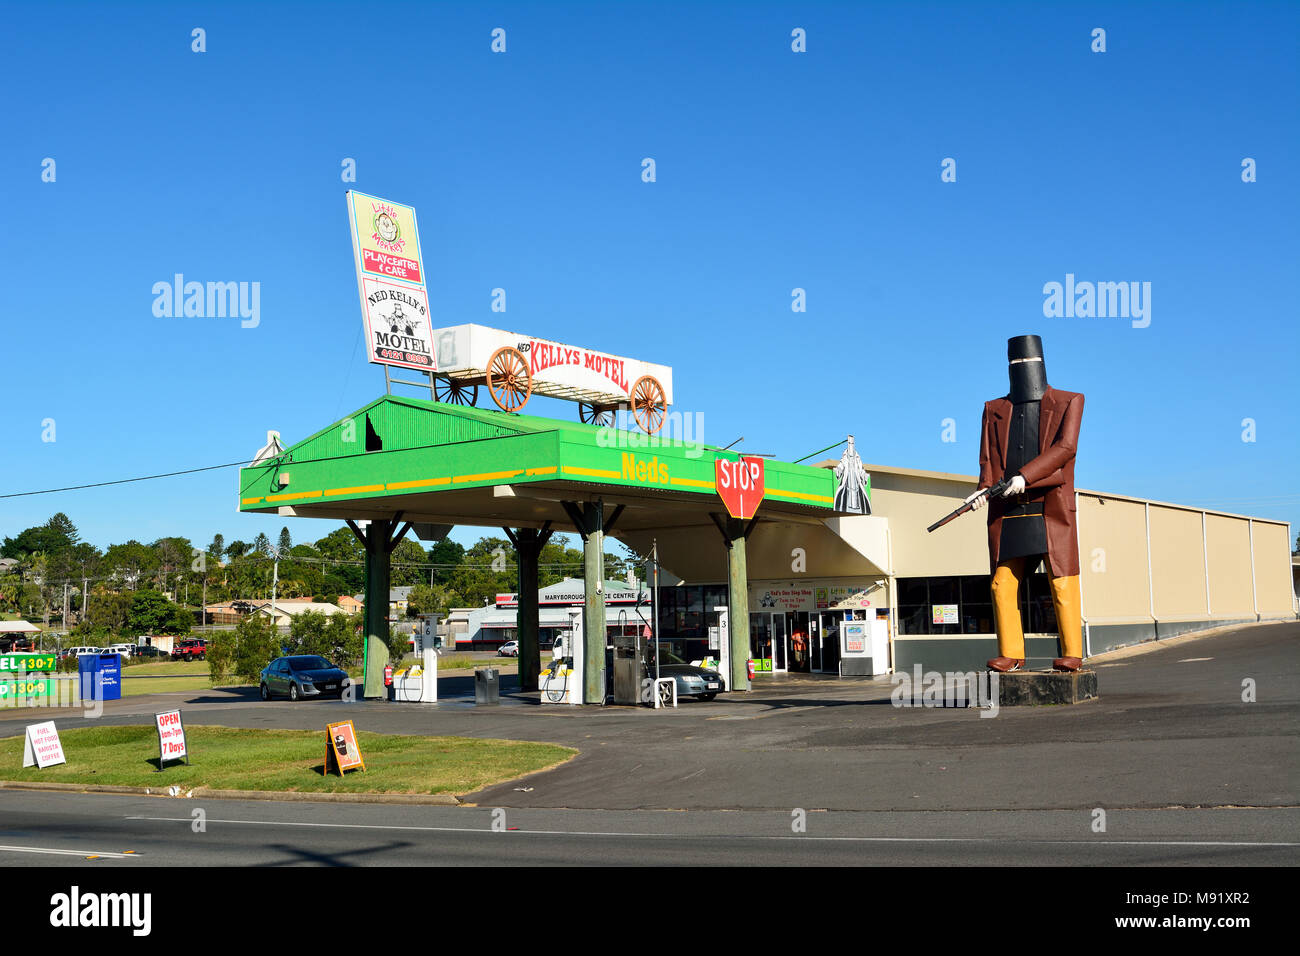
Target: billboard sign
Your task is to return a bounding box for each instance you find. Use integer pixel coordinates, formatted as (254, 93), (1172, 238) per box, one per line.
(347, 191), (435, 373)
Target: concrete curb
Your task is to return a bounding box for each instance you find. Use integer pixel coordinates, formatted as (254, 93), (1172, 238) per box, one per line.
(0, 779), (461, 806)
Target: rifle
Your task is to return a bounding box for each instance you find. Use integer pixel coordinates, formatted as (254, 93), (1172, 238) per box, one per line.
(926, 478), (1011, 533)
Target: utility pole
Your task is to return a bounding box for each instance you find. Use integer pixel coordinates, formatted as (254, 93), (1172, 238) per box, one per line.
(62, 583), (69, 639)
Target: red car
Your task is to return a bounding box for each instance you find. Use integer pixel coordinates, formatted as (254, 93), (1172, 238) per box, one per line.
(171, 638), (208, 662)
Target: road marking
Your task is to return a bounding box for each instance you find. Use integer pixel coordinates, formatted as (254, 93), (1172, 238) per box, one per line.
(122, 818), (1298, 847)
(1177, 657), (1214, 662)
(0, 843), (138, 859)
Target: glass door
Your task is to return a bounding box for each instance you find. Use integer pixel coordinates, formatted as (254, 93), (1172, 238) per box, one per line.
(771, 613), (788, 672)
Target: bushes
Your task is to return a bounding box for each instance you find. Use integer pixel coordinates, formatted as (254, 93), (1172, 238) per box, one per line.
(207, 613), (279, 687)
(287, 611), (363, 669)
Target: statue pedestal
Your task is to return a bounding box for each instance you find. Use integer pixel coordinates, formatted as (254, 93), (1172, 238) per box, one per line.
(994, 669), (1097, 706)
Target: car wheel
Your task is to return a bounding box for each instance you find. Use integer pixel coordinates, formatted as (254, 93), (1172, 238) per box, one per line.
(697, 693), (717, 701)
(259, 682), (270, 701)
(289, 683), (300, 701)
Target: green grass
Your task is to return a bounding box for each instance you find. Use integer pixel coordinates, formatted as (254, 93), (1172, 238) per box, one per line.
(122, 659), (209, 676)
(0, 725), (575, 795)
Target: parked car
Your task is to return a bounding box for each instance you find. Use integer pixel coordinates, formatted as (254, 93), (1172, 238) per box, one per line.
(105, 643), (135, 658)
(60, 646), (104, 660)
(652, 647), (725, 702)
(259, 655), (351, 701)
(134, 644), (168, 659)
(172, 638), (207, 662)
(497, 640), (519, 657)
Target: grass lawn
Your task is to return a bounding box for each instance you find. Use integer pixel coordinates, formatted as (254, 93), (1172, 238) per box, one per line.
(119, 659), (215, 697)
(0, 725), (575, 795)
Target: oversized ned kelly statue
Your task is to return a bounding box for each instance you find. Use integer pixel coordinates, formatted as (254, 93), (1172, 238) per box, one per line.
(928, 335), (1085, 673)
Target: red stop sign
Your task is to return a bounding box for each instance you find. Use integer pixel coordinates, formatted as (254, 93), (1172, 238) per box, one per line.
(715, 456), (765, 519)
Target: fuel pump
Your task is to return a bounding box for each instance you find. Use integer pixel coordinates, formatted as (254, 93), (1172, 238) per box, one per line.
(541, 608), (583, 705)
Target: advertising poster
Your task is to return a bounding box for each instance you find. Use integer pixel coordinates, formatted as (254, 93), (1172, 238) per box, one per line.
(347, 190), (424, 286)
(326, 720), (365, 776)
(22, 721), (66, 769)
(155, 710), (189, 768)
(932, 604), (959, 625)
(842, 621), (868, 655)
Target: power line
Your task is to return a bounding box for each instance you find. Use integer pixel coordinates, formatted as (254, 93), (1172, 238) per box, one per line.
(0, 460), (253, 500)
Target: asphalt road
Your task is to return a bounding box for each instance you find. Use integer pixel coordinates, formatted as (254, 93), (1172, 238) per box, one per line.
(0, 621), (1295, 865)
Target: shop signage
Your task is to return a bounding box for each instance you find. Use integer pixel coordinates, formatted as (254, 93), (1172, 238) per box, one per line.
(347, 190), (425, 285)
(0, 679), (54, 703)
(931, 604), (959, 625)
(22, 720), (66, 769)
(347, 191), (435, 373)
(358, 277), (436, 372)
(155, 710), (189, 769)
(842, 621), (868, 655)
(325, 720), (365, 776)
(715, 456), (765, 520)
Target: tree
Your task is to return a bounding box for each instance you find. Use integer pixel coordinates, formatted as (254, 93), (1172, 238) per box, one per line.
(427, 538), (466, 585)
(125, 589), (187, 636)
(278, 526), (292, 553)
(225, 540), (250, 560)
(208, 612), (280, 686)
(391, 538), (431, 588)
(253, 532), (270, 555)
(103, 540), (158, 590)
(209, 534), (225, 559)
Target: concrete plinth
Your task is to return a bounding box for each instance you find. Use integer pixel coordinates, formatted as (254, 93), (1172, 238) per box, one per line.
(995, 668), (1098, 706)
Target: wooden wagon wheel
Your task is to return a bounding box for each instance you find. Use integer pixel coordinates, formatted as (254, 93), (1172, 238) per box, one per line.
(630, 375), (666, 434)
(433, 375), (479, 406)
(485, 346), (532, 412)
(578, 402), (615, 427)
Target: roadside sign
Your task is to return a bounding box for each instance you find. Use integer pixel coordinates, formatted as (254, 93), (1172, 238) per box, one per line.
(358, 277), (436, 372)
(715, 456), (766, 520)
(22, 720), (66, 769)
(154, 710), (189, 770)
(325, 720), (365, 776)
(347, 190), (436, 374)
(0, 653), (56, 672)
(346, 190), (425, 286)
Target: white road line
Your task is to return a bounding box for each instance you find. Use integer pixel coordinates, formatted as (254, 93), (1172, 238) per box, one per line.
(122, 817), (1298, 847)
(0, 844), (137, 859)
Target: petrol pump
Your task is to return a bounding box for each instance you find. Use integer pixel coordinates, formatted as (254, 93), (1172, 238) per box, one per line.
(540, 608), (583, 705)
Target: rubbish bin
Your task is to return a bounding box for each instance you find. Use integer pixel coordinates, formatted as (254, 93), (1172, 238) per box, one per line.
(474, 667), (500, 706)
(78, 652), (122, 703)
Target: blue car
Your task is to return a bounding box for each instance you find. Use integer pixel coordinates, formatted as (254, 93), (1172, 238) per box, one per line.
(259, 655), (350, 701)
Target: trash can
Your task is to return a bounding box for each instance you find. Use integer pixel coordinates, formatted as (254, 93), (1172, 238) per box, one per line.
(78, 652), (122, 702)
(474, 667), (500, 706)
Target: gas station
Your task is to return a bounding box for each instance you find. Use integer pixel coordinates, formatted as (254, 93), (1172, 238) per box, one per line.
(238, 393), (891, 704)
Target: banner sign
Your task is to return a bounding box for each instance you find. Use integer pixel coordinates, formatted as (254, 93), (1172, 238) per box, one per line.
(155, 710), (189, 769)
(347, 191), (435, 373)
(0, 653), (56, 672)
(325, 720), (365, 776)
(22, 720), (66, 769)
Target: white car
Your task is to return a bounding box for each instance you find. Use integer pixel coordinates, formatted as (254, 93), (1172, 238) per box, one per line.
(497, 640), (519, 657)
(105, 643), (135, 658)
(62, 646), (104, 659)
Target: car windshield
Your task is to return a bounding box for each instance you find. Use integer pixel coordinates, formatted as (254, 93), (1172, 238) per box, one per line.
(655, 647), (688, 665)
(289, 656), (332, 671)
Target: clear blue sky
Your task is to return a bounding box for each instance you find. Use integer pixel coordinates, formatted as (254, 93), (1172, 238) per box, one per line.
(1, 0), (1296, 554)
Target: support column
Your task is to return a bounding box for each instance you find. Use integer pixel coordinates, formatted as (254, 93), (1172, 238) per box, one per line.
(504, 523), (553, 693)
(712, 514), (754, 692)
(562, 500), (613, 705)
(350, 515), (411, 699)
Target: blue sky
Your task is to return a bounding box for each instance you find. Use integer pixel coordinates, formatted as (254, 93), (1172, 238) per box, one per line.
(1, 0), (1296, 553)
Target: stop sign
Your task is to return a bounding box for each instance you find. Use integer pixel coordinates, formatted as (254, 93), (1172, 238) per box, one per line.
(715, 456), (765, 519)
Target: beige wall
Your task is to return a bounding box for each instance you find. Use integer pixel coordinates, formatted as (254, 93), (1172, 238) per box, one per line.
(869, 473), (986, 577)
(1077, 495), (1150, 621)
(1253, 521), (1294, 616)
(1205, 514), (1256, 617)
(1149, 505), (1209, 619)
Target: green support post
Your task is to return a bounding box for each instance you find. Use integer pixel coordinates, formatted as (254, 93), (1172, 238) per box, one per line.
(714, 515), (753, 692)
(350, 516), (410, 700)
(504, 523), (552, 693)
(561, 500), (608, 705)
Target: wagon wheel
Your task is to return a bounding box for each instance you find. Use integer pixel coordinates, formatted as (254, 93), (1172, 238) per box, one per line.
(630, 375), (666, 434)
(486, 346), (532, 412)
(578, 402), (615, 427)
(433, 375), (479, 406)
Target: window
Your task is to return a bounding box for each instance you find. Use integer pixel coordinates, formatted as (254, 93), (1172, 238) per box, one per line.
(897, 575), (998, 635)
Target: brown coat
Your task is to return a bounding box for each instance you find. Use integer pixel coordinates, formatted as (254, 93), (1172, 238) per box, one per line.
(978, 386), (1084, 578)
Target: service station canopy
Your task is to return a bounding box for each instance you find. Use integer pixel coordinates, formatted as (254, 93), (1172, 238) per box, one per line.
(238, 396), (887, 580)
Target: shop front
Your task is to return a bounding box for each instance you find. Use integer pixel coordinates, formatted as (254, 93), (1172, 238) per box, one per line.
(748, 582), (884, 674)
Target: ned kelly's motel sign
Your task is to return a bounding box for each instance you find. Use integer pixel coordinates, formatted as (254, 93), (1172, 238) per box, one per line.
(346, 190), (437, 373)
